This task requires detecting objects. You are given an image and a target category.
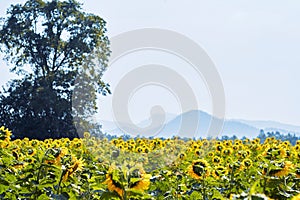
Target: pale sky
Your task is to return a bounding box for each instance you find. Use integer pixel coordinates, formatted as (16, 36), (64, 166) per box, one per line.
(0, 0), (300, 126)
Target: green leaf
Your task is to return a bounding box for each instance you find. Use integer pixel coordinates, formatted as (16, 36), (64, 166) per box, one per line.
(37, 194), (50, 200)
(100, 191), (121, 200)
(190, 191), (202, 199)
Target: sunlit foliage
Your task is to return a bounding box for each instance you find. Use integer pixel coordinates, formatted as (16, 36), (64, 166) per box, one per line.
(0, 127), (299, 199)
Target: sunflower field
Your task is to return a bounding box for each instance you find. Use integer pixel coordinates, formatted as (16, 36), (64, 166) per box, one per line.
(0, 126), (300, 200)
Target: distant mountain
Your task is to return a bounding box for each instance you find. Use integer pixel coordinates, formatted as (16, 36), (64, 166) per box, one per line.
(157, 110), (212, 138)
(157, 110), (260, 138)
(137, 113), (177, 128)
(100, 110), (300, 138)
(222, 120), (259, 138)
(234, 119), (300, 134)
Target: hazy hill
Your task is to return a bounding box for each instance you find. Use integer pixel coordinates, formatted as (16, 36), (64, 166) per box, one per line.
(101, 110), (300, 138)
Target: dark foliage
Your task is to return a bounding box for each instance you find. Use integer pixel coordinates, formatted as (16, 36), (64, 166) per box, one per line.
(0, 0), (110, 139)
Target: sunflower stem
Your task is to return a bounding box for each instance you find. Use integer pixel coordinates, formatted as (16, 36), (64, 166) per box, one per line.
(202, 177), (206, 200)
(34, 148), (50, 200)
(34, 164), (43, 199)
(263, 175), (267, 194)
(57, 169), (66, 194)
(229, 168), (234, 195)
(123, 189), (127, 200)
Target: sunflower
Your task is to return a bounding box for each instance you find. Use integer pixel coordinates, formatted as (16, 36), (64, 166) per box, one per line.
(228, 161), (241, 172)
(163, 140), (170, 147)
(207, 151), (214, 158)
(12, 162), (26, 170)
(63, 156), (84, 181)
(118, 144), (126, 151)
(238, 150), (248, 159)
(266, 161), (293, 177)
(245, 149), (251, 156)
(126, 145), (135, 152)
(223, 140), (232, 147)
(111, 139), (119, 145)
(285, 149), (292, 158)
(56, 148), (68, 161)
(83, 131), (91, 138)
(241, 158), (252, 169)
(0, 126), (12, 141)
(251, 140), (258, 145)
(212, 166), (228, 179)
(192, 143), (199, 149)
(256, 154), (263, 161)
(236, 139), (243, 145)
(12, 149), (20, 160)
(262, 146), (286, 160)
(45, 148), (68, 165)
(243, 138), (250, 144)
(136, 146), (143, 153)
(216, 144), (224, 152)
(27, 148), (36, 157)
(295, 167), (300, 178)
(296, 152), (300, 160)
(128, 167), (151, 191)
(0, 140), (10, 148)
(195, 149), (204, 157)
(155, 139), (163, 147)
(12, 139), (21, 146)
(24, 157), (36, 164)
(29, 139), (39, 147)
(254, 143), (262, 151)
(128, 139), (135, 145)
(254, 138), (260, 144)
(212, 156), (222, 165)
(232, 145), (240, 151)
(202, 140), (209, 147)
(104, 165), (124, 198)
(292, 193), (300, 200)
(143, 147), (150, 153)
(264, 138), (271, 144)
(222, 148), (233, 156)
(5, 127), (12, 139)
(178, 152), (186, 160)
(188, 159), (210, 179)
(282, 141), (290, 146)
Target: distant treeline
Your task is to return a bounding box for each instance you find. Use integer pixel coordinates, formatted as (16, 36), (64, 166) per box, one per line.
(100, 129), (300, 145)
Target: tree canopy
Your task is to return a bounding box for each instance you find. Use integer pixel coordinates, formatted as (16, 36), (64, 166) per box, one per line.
(0, 0), (110, 139)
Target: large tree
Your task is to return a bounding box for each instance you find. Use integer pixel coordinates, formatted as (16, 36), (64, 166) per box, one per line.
(0, 0), (110, 139)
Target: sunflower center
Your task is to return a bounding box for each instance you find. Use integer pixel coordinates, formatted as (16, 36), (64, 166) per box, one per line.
(110, 174), (123, 189)
(244, 160), (251, 167)
(193, 162), (207, 176)
(129, 169), (142, 188)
